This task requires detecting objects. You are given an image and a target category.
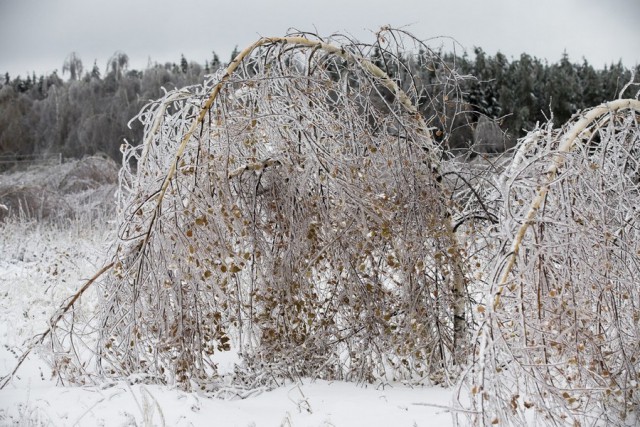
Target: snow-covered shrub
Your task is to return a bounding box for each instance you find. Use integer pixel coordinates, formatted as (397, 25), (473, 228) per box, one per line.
(458, 99), (640, 426)
(0, 156), (118, 223)
(58, 155), (119, 193)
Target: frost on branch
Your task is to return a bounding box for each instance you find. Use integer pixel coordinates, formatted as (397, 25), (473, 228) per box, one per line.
(458, 100), (640, 426)
(58, 30), (473, 391)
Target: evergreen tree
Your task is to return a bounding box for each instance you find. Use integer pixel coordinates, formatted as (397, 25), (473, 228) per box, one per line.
(91, 61), (101, 80)
(180, 54), (188, 74)
(499, 53), (538, 134)
(25, 75), (33, 91)
(467, 47), (503, 118)
(36, 75), (45, 97)
(601, 60), (631, 99)
(547, 52), (581, 125)
(577, 59), (603, 108)
(0, 45), (635, 161)
(211, 51), (221, 70)
(229, 46), (240, 64)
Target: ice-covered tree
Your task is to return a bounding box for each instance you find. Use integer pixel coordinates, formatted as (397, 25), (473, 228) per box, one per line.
(455, 98), (640, 426)
(62, 52), (83, 81)
(106, 51), (129, 82)
(42, 29), (474, 392)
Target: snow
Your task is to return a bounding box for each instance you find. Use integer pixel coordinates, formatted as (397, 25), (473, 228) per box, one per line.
(0, 380), (454, 426)
(0, 214), (456, 426)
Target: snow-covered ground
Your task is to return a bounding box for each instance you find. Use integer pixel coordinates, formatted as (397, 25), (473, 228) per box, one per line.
(0, 377), (454, 426)
(0, 205), (456, 426)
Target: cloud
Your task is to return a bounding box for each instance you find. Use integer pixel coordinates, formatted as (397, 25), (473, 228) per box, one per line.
(1, 0), (638, 77)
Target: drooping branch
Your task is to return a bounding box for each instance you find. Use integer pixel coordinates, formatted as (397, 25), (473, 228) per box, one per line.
(494, 99), (640, 308)
(153, 35), (436, 215)
(0, 262), (114, 389)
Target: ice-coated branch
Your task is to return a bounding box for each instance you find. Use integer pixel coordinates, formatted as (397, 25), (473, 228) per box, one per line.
(152, 35), (436, 216)
(0, 262), (114, 389)
(494, 98), (640, 308)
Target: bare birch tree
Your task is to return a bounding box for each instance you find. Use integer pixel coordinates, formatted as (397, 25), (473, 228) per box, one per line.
(45, 29), (474, 392)
(456, 99), (640, 426)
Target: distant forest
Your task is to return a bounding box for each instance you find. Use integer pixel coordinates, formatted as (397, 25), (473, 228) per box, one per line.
(1, 48), (637, 162)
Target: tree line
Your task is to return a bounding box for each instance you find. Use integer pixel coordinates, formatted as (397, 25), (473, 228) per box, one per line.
(456, 48), (637, 137)
(0, 48), (636, 162)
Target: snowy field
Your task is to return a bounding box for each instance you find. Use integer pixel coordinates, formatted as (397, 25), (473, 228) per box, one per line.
(0, 172), (456, 426)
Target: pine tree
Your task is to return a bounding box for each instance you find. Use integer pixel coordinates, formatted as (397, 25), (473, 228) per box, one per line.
(468, 48), (503, 118)
(229, 46), (240, 64)
(601, 60), (631, 99)
(547, 52), (581, 125)
(37, 75), (45, 97)
(500, 53), (538, 135)
(577, 58), (603, 108)
(91, 61), (101, 80)
(211, 51), (220, 70)
(180, 54), (188, 74)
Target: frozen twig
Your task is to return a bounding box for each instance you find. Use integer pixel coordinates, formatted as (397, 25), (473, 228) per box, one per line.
(0, 262), (114, 389)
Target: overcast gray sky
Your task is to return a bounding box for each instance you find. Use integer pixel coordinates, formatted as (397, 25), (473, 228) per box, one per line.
(1, 0), (638, 78)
